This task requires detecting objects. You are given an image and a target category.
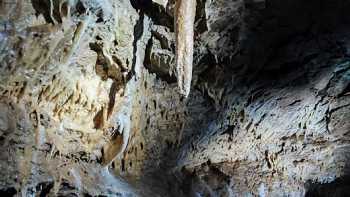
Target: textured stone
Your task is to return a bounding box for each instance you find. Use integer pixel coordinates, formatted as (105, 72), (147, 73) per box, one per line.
(0, 0), (179, 195)
(1, 0), (350, 196)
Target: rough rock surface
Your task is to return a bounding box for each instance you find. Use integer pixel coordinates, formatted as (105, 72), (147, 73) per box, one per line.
(1, 0), (350, 196)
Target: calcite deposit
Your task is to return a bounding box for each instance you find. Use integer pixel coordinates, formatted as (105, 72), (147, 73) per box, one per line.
(0, 0), (350, 196)
(174, 0), (196, 97)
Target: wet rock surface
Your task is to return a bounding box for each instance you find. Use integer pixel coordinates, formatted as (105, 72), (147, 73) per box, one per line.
(0, 0), (350, 196)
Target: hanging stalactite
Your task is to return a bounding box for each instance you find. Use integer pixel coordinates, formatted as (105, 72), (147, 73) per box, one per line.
(174, 0), (196, 97)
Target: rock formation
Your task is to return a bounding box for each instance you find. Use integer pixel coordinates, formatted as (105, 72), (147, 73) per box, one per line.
(0, 0), (350, 196)
(175, 0), (196, 97)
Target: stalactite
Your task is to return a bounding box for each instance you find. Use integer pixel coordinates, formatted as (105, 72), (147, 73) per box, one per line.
(174, 0), (196, 97)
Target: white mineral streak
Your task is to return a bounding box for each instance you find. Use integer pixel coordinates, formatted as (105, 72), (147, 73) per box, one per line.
(98, 167), (136, 195)
(62, 15), (91, 65)
(70, 168), (82, 192)
(258, 183), (266, 197)
(175, 0), (196, 97)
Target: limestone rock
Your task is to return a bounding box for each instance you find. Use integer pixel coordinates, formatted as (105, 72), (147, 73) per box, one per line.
(175, 0), (196, 97)
(1, 0), (350, 196)
(144, 25), (176, 82)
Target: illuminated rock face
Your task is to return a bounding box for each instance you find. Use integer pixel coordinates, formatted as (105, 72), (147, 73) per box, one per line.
(0, 0), (350, 196)
(0, 0), (184, 195)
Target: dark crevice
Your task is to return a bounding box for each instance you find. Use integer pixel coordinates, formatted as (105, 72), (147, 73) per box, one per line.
(36, 181), (54, 197)
(143, 36), (177, 83)
(93, 108), (104, 129)
(130, 13), (145, 78)
(195, 0), (208, 34)
(306, 176), (350, 197)
(0, 187), (17, 196)
(107, 81), (119, 119)
(132, 0), (174, 31)
(31, 0), (64, 24)
(221, 125), (235, 141)
(31, 0), (54, 24)
(75, 1), (86, 15)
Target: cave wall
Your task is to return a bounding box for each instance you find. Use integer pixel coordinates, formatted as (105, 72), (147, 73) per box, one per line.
(0, 0), (350, 196)
(178, 0), (350, 196)
(0, 0), (184, 195)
